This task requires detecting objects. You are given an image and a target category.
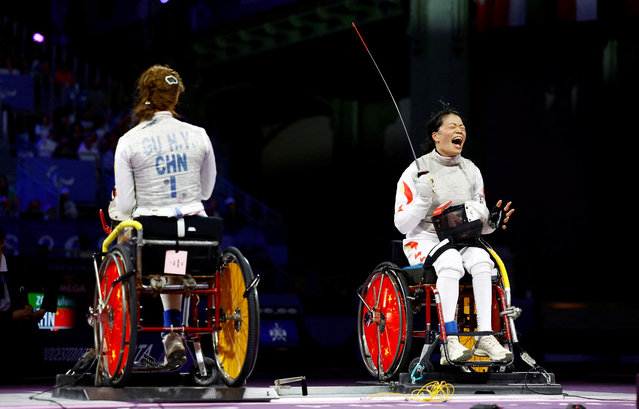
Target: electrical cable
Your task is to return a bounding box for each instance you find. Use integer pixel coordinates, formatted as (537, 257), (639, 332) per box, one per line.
(364, 380), (454, 402)
(27, 349), (97, 409)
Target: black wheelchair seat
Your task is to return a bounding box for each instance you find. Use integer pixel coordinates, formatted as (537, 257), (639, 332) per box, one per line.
(134, 216), (223, 241)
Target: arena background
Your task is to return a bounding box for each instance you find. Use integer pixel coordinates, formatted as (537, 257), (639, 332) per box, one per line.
(1, 0), (636, 382)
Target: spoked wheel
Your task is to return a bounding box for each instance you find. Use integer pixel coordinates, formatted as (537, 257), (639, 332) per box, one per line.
(357, 262), (412, 381)
(214, 246), (259, 387)
(93, 244), (138, 387)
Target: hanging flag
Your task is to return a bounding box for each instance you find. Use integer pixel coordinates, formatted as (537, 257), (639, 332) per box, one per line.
(556, 0), (597, 22)
(509, 0), (527, 26)
(476, 0), (527, 32)
(476, 0), (490, 32)
(525, 0), (545, 26)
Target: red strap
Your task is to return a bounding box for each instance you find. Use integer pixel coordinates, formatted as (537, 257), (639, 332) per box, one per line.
(433, 200), (452, 216)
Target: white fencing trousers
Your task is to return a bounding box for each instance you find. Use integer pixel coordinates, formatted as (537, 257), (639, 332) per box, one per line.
(405, 239), (495, 332)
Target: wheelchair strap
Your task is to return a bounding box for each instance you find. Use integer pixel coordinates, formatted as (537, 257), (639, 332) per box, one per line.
(422, 238), (454, 269)
(410, 239), (455, 284)
(177, 218), (186, 238)
(424, 237), (484, 268)
(417, 238), (483, 283)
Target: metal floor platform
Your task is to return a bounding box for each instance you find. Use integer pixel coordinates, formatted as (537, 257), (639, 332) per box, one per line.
(50, 370), (561, 402)
(52, 373), (279, 402)
(1, 375), (635, 409)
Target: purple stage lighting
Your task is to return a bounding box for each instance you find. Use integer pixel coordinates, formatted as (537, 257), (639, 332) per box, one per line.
(32, 33), (44, 43)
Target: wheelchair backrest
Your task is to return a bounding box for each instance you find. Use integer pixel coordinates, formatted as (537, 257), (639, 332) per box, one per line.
(135, 216), (223, 241)
(133, 216), (224, 277)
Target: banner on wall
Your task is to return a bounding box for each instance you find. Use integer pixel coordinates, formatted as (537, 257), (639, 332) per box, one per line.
(0, 217), (106, 258)
(16, 157), (98, 210)
(0, 73), (34, 110)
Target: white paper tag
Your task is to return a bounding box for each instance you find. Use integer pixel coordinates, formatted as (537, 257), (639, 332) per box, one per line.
(164, 250), (188, 275)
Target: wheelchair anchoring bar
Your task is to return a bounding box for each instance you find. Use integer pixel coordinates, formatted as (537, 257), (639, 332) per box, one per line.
(356, 281), (375, 314)
(356, 291), (374, 314)
(243, 274), (260, 298)
(273, 376), (308, 396)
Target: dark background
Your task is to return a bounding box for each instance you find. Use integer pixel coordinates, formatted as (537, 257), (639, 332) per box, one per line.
(1, 0), (637, 382)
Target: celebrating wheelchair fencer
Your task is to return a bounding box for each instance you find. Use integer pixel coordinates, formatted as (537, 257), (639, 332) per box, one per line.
(393, 103), (515, 364)
(108, 64), (217, 368)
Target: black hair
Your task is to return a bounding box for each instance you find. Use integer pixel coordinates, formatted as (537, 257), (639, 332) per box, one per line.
(421, 101), (462, 153)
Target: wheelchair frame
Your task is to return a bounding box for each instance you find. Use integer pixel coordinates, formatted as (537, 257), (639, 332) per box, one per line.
(357, 238), (519, 382)
(90, 218), (260, 387)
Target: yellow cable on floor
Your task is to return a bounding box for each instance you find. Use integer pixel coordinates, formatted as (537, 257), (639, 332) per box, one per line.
(364, 381), (455, 403)
(409, 381), (454, 402)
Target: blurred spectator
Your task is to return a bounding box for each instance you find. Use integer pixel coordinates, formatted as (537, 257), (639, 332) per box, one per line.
(99, 131), (116, 175)
(69, 122), (85, 150)
(222, 197), (247, 232)
(54, 62), (75, 106)
(53, 136), (78, 159)
(53, 108), (71, 138)
(76, 233), (94, 259)
(204, 196), (221, 217)
(59, 188), (78, 219)
(79, 108), (96, 132)
(2, 46), (19, 74)
(53, 62), (74, 94)
(0, 197), (17, 218)
(34, 113), (52, 140)
(21, 199), (43, 219)
(0, 175), (19, 213)
(35, 127), (58, 157)
(77, 131), (100, 161)
(94, 109), (113, 139)
(29, 48), (44, 77)
(87, 80), (108, 113)
(43, 204), (57, 220)
(14, 131), (36, 157)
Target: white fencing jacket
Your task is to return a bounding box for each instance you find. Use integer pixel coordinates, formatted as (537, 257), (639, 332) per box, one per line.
(114, 111), (216, 218)
(394, 150), (494, 243)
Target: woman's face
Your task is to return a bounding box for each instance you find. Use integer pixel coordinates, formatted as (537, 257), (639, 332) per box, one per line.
(432, 114), (466, 157)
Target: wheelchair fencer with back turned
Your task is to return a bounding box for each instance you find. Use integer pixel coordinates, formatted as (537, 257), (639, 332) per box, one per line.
(89, 211), (260, 387)
(357, 201), (537, 383)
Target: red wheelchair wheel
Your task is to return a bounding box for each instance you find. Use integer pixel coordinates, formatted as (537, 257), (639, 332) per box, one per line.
(93, 244), (137, 387)
(357, 262), (412, 381)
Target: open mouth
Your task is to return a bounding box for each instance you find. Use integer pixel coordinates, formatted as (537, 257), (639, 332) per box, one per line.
(452, 136), (463, 147)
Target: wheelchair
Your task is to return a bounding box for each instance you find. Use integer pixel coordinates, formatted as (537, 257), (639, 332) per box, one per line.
(89, 214), (260, 387)
(357, 205), (523, 383)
